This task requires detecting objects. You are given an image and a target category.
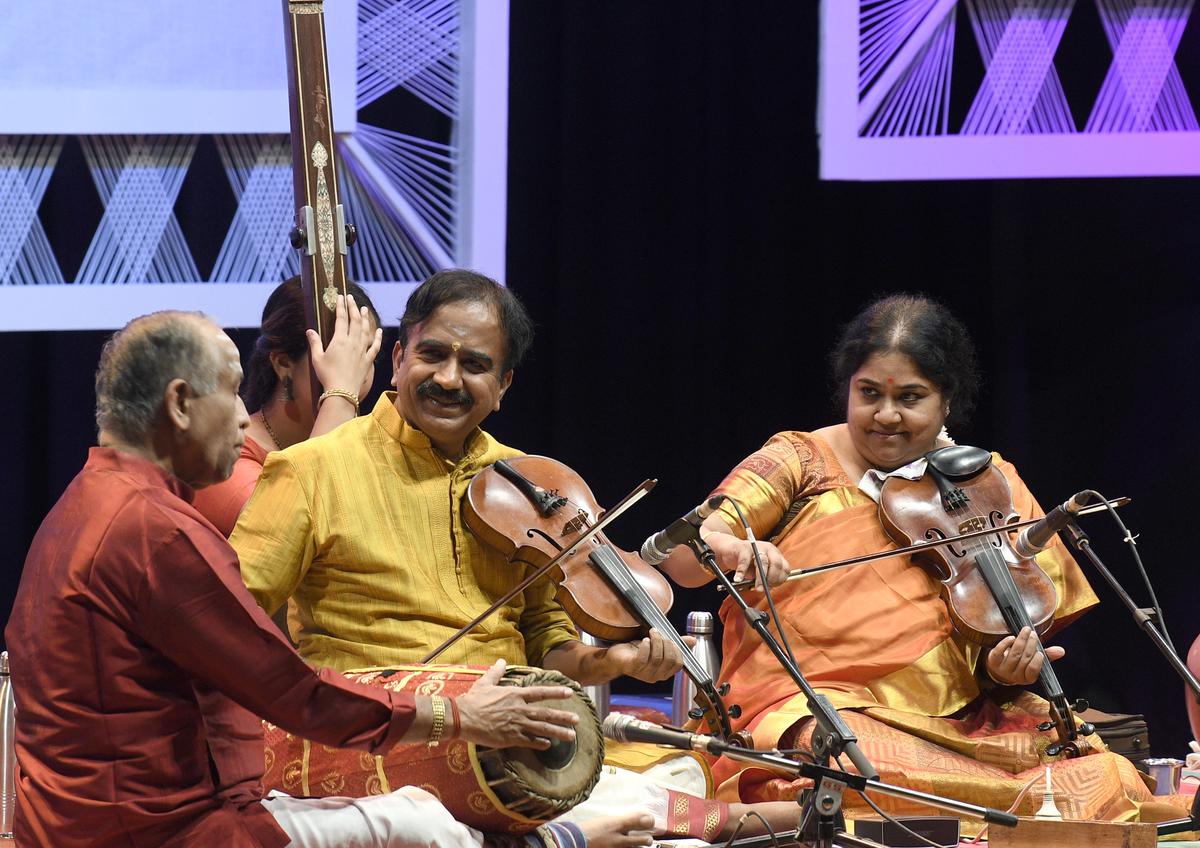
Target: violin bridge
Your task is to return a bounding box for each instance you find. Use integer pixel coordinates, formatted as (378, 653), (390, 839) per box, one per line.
(562, 510), (590, 537)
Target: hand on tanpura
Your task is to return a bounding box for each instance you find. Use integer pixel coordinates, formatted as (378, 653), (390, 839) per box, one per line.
(985, 626), (1066, 686)
(455, 659), (578, 750)
(606, 628), (695, 683)
(703, 531), (791, 589)
(306, 292), (382, 398)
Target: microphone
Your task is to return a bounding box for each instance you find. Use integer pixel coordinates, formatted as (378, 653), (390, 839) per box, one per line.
(639, 496), (726, 565)
(601, 712), (721, 755)
(1012, 491), (1094, 559)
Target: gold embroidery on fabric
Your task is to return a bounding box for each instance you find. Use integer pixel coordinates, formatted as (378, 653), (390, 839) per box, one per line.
(374, 754), (391, 793)
(282, 758), (304, 792)
(319, 772), (345, 794)
(416, 679), (446, 696)
(670, 794), (690, 832)
(703, 807), (723, 840)
(301, 740), (312, 795)
(468, 791), (493, 813)
(447, 740), (471, 773)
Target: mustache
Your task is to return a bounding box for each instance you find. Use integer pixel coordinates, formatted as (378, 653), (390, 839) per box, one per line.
(417, 381), (472, 406)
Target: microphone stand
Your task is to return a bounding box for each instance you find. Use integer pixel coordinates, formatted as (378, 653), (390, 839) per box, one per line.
(1060, 520), (1200, 837)
(703, 740), (1018, 847)
(687, 535), (918, 847)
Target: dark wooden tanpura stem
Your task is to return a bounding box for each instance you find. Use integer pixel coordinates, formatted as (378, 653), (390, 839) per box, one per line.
(281, 0), (354, 411)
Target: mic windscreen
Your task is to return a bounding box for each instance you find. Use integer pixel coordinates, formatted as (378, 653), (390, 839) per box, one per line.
(601, 712), (634, 743)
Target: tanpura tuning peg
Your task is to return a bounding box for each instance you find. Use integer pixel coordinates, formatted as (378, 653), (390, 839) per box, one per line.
(688, 707), (704, 721)
(289, 226), (307, 249)
(1037, 721), (1055, 732)
(718, 682), (731, 696)
(344, 222), (358, 247)
(729, 704), (742, 719)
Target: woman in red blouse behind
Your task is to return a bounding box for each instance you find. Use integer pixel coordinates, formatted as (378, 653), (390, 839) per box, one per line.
(193, 277), (382, 535)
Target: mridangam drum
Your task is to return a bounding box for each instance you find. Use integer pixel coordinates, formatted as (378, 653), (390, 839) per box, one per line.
(261, 665), (603, 834)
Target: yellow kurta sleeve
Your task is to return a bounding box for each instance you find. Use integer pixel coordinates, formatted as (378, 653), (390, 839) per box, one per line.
(230, 452), (316, 617)
(517, 575), (579, 666)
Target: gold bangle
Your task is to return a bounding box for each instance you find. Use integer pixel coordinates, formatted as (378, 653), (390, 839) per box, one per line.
(318, 388), (360, 415)
(427, 695), (446, 747)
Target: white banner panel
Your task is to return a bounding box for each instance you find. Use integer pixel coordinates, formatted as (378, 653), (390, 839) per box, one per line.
(820, 0), (1200, 180)
(0, 1), (357, 134)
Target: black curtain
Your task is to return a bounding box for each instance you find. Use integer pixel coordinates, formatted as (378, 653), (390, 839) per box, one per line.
(3, 2), (1199, 756)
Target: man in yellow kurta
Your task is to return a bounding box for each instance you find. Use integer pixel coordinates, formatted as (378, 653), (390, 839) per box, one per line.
(232, 270), (684, 684)
(229, 271), (810, 844)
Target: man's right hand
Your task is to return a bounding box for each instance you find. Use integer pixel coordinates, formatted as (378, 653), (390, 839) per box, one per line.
(455, 659), (579, 750)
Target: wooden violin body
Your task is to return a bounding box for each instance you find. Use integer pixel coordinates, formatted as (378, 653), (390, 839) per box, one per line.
(464, 455), (744, 743)
(879, 449), (1058, 646)
(879, 445), (1090, 757)
(464, 455), (673, 643)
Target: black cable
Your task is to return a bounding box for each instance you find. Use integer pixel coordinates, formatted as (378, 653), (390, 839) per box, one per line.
(727, 497), (801, 671)
(719, 810), (782, 848)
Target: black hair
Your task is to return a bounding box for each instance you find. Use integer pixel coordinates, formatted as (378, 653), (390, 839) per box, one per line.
(397, 269), (534, 373)
(242, 277), (380, 413)
(829, 294), (979, 428)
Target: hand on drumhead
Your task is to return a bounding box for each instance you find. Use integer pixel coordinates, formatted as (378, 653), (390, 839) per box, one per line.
(456, 659), (579, 750)
(607, 628), (692, 683)
(579, 811), (657, 848)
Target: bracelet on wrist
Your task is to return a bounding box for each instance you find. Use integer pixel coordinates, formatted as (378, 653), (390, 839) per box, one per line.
(427, 695), (447, 747)
(318, 388), (360, 415)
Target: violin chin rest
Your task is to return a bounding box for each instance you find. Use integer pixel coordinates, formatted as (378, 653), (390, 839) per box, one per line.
(925, 445), (993, 480)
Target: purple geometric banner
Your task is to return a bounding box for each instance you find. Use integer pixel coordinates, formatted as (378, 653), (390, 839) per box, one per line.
(821, 0), (1200, 179)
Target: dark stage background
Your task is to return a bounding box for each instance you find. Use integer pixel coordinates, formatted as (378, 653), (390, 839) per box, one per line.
(3, 4), (1199, 758)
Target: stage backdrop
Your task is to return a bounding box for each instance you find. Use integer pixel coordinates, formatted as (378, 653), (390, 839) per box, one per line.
(823, 0), (1200, 179)
(0, 0), (509, 329)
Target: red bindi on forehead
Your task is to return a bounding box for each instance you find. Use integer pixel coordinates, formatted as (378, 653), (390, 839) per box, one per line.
(887, 377), (894, 385)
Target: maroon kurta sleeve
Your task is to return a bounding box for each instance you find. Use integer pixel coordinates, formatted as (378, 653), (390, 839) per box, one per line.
(134, 516), (417, 751)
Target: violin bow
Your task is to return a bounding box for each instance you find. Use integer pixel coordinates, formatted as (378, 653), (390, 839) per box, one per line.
(723, 497), (1130, 592)
(421, 478), (657, 663)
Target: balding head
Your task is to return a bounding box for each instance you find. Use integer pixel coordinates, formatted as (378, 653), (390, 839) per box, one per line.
(95, 311), (222, 444)
(95, 312), (248, 487)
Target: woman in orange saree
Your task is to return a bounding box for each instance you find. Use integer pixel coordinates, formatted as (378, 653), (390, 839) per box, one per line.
(659, 295), (1188, 830)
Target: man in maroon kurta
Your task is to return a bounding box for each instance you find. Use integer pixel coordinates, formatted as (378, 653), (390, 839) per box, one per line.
(5, 311), (583, 848)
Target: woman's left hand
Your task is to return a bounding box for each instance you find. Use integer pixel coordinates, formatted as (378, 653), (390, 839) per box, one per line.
(985, 626), (1065, 685)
